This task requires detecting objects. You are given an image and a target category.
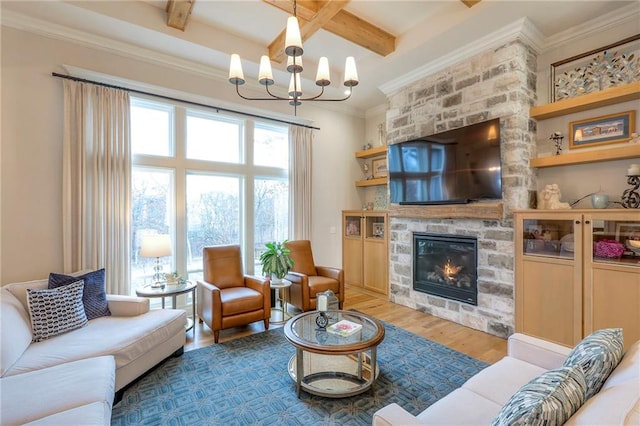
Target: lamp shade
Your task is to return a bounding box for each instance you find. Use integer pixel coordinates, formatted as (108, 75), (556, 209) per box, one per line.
(315, 57), (331, 86)
(258, 55), (274, 86)
(343, 56), (359, 87)
(284, 16), (303, 57)
(140, 234), (172, 258)
(228, 54), (245, 85)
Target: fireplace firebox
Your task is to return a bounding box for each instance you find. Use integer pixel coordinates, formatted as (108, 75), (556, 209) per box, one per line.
(413, 233), (478, 305)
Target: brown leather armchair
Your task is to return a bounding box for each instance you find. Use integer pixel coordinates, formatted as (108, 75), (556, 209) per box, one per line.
(197, 245), (270, 343)
(284, 240), (344, 312)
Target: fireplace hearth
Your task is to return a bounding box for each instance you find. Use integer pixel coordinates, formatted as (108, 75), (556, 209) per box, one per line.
(413, 233), (478, 305)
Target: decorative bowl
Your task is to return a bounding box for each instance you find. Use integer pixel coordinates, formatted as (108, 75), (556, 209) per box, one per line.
(628, 239), (640, 249)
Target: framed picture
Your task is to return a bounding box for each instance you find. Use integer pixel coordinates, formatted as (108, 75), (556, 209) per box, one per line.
(372, 222), (385, 238)
(615, 223), (640, 243)
(569, 110), (635, 149)
(372, 158), (388, 178)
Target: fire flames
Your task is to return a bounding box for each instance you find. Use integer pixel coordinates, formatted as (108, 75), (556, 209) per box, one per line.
(442, 258), (463, 281)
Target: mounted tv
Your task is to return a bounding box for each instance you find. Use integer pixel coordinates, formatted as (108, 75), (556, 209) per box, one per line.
(388, 118), (502, 205)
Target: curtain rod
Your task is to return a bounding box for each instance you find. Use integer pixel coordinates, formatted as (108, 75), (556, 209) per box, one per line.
(51, 72), (320, 130)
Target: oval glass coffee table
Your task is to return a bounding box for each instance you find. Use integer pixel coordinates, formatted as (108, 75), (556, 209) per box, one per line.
(283, 310), (385, 398)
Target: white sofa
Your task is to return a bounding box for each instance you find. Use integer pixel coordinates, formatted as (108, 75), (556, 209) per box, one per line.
(0, 277), (187, 426)
(373, 333), (640, 425)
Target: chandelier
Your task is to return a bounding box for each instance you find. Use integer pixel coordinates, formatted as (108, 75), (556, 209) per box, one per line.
(227, 0), (359, 115)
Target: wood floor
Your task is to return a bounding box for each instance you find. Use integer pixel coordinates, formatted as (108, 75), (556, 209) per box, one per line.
(185, 285), (507, 364)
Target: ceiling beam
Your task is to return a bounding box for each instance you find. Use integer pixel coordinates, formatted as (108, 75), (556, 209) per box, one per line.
(460, 0), (481, 7)
(263, 0), (396, 61)
(268, 1), (348, 63)
(166, 0), (195, 31)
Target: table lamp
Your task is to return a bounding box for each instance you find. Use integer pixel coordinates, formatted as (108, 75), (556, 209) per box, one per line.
(140, 234), (172, 288)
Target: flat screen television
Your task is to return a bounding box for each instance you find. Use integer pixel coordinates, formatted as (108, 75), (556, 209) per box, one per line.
(388, 118), (502, 205)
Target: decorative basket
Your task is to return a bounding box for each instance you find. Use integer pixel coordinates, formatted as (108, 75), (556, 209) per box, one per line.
(593, 239), (625, 259)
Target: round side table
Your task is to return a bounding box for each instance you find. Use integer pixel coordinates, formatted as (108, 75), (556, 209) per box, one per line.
(270, 279), (292, 324)
(135, 281), (196, 334)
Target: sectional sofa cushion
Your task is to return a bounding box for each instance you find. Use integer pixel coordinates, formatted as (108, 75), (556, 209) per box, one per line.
(0, 356), (115, 426)
(562, 328), (624, 399)
(492, 365), (587, 426)
(27, 280), (88, 342)
(49, 269), (111, 320)
(0, 290), (33, 376)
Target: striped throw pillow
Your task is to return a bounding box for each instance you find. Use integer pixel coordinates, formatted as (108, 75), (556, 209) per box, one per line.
(492, 365), (587, 426)
(563, 328), (624, 399)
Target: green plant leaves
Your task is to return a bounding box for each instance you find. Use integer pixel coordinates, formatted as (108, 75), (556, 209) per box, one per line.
(259, 240), (294, 279)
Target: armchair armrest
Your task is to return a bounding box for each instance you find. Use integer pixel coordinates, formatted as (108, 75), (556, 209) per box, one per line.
(315, 266), (342, 281)
(284, 271), (306, 284)
(107, 295), (149, 317)
(197, 280), (222, 330)
(508, 333), (572, 370)
(372, 403), (422, 426)
(245, 275), (269, 294)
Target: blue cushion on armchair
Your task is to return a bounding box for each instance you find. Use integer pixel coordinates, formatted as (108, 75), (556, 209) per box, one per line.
(49, 269), (111, 320)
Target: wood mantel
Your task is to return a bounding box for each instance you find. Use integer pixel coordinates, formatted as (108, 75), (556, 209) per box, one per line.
(388, 202), (503, 220)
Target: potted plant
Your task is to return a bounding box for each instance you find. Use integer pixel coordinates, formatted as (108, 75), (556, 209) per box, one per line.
(259, 240), (294, 283)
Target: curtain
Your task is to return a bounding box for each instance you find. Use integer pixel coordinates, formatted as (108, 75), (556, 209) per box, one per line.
(289, 126), (313, 240)
(62, 80), (131, 295)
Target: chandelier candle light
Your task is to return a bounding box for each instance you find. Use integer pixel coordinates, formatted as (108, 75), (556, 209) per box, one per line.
(228, 0), (359, 115)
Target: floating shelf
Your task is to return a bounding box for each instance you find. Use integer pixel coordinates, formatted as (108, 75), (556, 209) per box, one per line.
(530, 82), (640, 120)
(355, 177), (387, 187)
(355, 145), (386, 159)
(530, 144), (640, 168)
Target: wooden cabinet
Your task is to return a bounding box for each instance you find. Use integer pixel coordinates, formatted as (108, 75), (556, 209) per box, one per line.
(515, 210), (640, 349)
(355, 146), (387, 187)
(342, 210), (388, 295)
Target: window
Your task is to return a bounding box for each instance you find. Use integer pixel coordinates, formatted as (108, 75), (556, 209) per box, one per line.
(130, 97), (289, 293)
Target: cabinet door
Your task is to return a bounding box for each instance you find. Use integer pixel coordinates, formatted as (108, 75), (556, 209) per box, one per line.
(588, 268), (640, 350)
(363, 238), (387, 294)
(342, 213), (363, 287)
(518, 258), (581, 346)
(515, 213), (582, 346)
(583, 213), (640, 350)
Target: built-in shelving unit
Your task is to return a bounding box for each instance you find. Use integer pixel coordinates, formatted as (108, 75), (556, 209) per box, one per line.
(530, 82), (640, 120)
(355, 177), (387, 187)
(355, 146), (387, 187)
(529, 82), (640, 169)
(355, 145), (386, 159)
(530, 145), (640, 168)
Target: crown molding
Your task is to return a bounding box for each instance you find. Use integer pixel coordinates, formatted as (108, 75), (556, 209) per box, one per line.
(2, 10), (228, 82)
(379, 17), (544, 97)
(2, 9), (364, 119)
(365, 104), (387, 119)
(543, 2), (640, 52)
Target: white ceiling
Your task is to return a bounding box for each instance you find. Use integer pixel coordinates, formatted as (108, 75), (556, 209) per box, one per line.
(2, 0), (638, 116)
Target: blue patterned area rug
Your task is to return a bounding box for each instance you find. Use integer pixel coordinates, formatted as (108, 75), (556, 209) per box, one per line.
(111, 322), (488, 425)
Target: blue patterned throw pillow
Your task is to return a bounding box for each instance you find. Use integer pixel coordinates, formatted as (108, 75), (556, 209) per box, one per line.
(492, 365), (587, 426)
(27, 280), (88, 342)
(49, 269), (111, 320)
(562, 328), (624, 399)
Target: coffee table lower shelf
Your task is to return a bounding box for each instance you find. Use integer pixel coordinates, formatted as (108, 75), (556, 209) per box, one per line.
(287, 351), (379, 398)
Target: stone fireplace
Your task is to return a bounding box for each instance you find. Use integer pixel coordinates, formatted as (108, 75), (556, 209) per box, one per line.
(383, 30), (539, 338)
(413, 233), (478, 305)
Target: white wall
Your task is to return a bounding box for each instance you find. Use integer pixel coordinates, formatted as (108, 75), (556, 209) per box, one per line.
(0, 26), (363, 284)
